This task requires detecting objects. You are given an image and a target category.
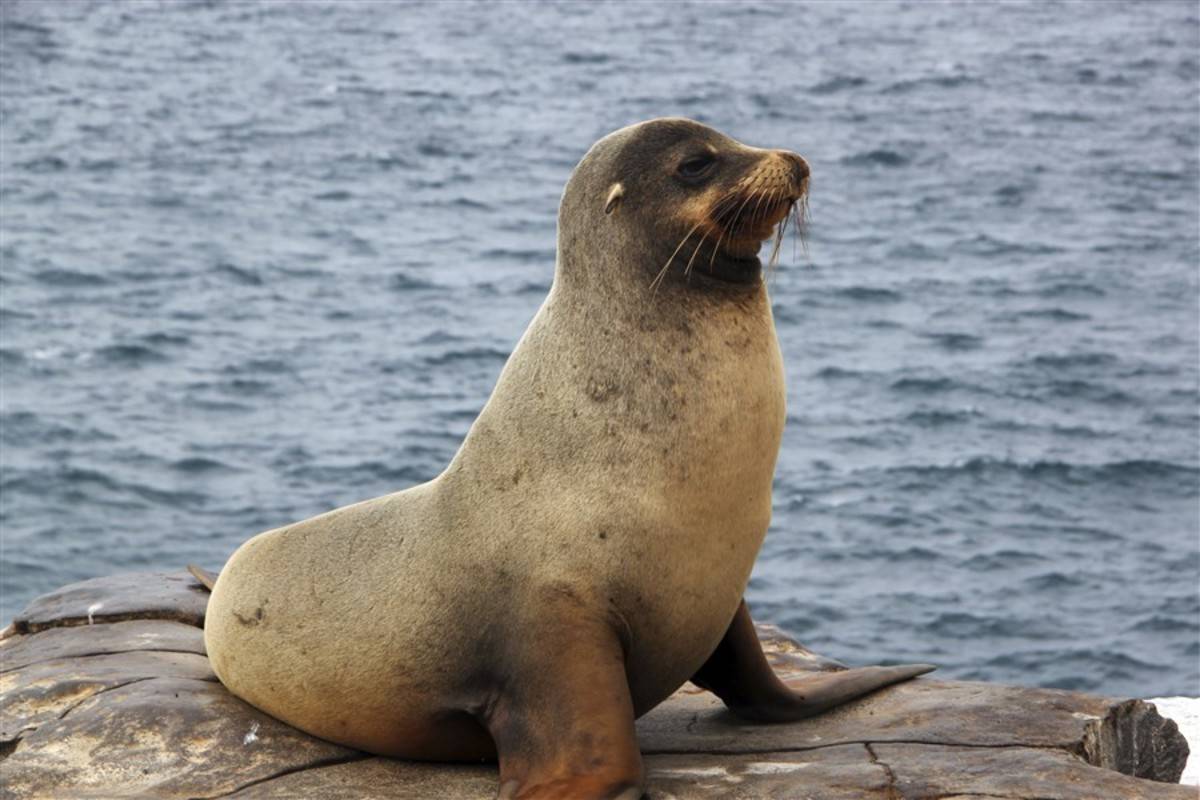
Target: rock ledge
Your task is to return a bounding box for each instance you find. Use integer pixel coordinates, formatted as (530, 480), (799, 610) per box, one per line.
(0, 572), (1191, 799)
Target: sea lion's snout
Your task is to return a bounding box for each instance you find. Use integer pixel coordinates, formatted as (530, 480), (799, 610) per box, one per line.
(713, 150), (809, 246)
(781, 151), (810, 190)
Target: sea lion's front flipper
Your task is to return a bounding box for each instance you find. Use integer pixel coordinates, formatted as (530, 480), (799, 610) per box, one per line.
(481, 603), (643, 800)
(691, 599), (934, 723)
(186, 564), (219, 592)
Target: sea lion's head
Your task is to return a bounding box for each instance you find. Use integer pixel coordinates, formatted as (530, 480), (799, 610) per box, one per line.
(557, 118), (809, 294)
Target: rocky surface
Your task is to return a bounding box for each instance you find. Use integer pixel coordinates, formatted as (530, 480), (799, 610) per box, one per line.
(0, 571), (1191, 799)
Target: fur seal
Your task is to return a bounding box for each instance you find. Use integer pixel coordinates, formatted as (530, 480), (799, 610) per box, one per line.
(200, 118), (933, 799)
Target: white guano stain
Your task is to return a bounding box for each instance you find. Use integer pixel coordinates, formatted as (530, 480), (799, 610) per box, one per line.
(243, 722), (260, 745)
(86, 603), (103, 625)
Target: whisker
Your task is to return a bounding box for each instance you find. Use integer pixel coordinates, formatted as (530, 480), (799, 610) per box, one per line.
(683, 227), (714, 279)
(725, 179), (762, 237)
(650, 183), (743, 293)
(708, 226), (727, 272)
(747, 187), (771, 230)
(767, 199), (791, 268)
(650, 220), (704, 293)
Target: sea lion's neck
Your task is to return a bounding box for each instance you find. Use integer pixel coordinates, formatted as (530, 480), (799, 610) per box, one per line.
(441, 272), (783, 505)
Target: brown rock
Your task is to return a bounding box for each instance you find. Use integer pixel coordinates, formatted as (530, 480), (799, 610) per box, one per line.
(0, 619), (205, 673)
(0, 571), (1191, 799)
(2, 677), (359, 799)
(0, 650), (214, 744)
(873, 743), (1197, 800)
(638, 674), (1174, 758)
(10, 571), (209, 633)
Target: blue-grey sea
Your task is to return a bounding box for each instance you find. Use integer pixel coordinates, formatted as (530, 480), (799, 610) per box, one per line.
(1, 1), (1197, 698)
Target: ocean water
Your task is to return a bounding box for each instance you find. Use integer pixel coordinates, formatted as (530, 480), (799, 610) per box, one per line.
(1, 1), (1197, 699)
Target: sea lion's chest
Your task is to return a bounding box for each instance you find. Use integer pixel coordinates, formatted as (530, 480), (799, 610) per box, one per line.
(520, 295), (787, 711)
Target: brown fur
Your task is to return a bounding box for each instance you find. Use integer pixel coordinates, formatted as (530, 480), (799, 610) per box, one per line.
(205, 118), (809, 798)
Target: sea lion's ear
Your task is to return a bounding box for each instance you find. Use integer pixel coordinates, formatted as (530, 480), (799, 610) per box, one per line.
(604, 183), (624, 215)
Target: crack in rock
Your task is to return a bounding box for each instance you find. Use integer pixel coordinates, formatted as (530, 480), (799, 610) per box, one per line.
(865, 742), (901, 800)
(200, 753), (371, 799)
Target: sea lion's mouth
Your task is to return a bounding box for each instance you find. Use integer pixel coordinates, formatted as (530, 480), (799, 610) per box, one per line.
(706, 196), (800, 278)
(650, 167), (808, 292)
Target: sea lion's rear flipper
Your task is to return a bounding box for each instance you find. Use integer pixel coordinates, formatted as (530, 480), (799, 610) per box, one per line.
(691, 599), (935, 723)
(186, 564), (219, 592)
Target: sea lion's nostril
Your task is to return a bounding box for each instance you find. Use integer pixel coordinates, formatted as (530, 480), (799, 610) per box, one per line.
(785, 152), (810, 186)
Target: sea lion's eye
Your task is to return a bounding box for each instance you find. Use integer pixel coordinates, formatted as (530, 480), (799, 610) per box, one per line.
(677, 154), (716, 179)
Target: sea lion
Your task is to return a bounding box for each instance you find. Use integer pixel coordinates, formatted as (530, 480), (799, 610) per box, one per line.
(201, 117), (933, 800)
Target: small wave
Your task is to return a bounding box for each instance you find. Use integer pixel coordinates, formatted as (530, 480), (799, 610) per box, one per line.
(286, 460), (433, 488)
(516, 280), (552, 295)
(859, 545), (945, 561)
(214, 262), (264, 286)
(414, 330), (465, 346)
(479, 247), (554, 263)
(0, 306), (35, 321)
(314, 190), (354, 201)
(1028, 110), (1095, 123)
(994, 184), (1028, 205)
(182, 396), (254, 413)
(958, 234), (1063, 257)
(887, 241), (937, 260)
(841, 149), (909, 168)
(336, 151), (413, 170)
(1028, 352), (1118, 370)
(814, 366), (867, 380)
(1007, 307), (1091, 323)
(883, 74), (976, 93)
(810, 75), (867, 94)
(416, 141), (453, 158)
(922, 332), (983, 351)
(399, 89), (454, 100)
(219, 378), (275, 396)
(1130, 615), (1200, 634)
(2, 467), (208, 510)
(19, 155), (68, 173)
(1037, 379), (1135, 405)
(0, 412), (115, 446)
(81, 158), (119, 172)
(388, 272), (438, 291)
(1023, 571), (1087, 591)
(1049, 423), (1113, 439)
(170, 457), (234, 473)
(890, 376), (956, 393)
(905, 408), (977, 427)
(960, 550), (1048, 571)
(830, 286), (902, 303)
(885, 457), (1198, 487)
(434, 407), (485, 425)
(422, 347), (510, 367)
(223, 358), (291, 375)
(562, 51), (610, 65)
(139, 332), (191, 347)
(4, 20), (54, 36)
(147, 194), (186, 209)
(1037, 281), (1106, 299)
(924, 611), (1048, 639)
(32, 268), (109, 288)
(94, 343), (169, 366)
(447, 197), (491, 210)
(980, 648), (1166, 691)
